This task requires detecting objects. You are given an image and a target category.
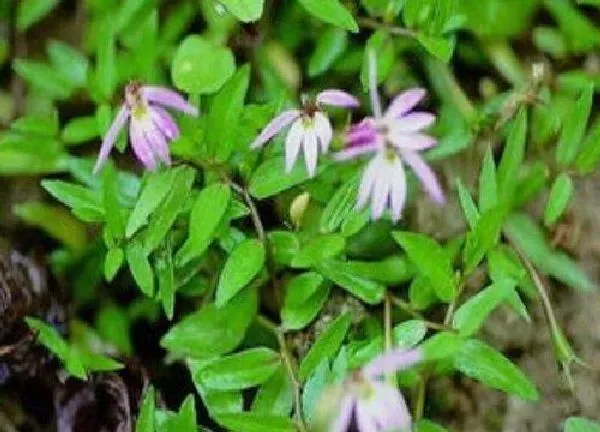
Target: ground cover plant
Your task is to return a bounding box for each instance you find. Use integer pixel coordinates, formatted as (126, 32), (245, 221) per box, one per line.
(1, 0), (600, 431)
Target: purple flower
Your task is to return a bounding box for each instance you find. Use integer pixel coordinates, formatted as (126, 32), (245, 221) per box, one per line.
(251, 89), (359, 177)
(331, 348), (422, 432)
(335, 53), (444, 221)
(93, 83), (198, 173)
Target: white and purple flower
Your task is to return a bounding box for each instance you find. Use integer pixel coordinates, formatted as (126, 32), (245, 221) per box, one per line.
(335, 54), (444, 221)
(94, 83), (198, 173)
(251, 90), (360, 177)
(328, 348), (422, 432)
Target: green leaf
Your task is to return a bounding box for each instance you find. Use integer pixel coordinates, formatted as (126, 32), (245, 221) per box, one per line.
(196, 348), (280, 390)
(299, 313), (352, 381)
(216, 413), (296, 432)
(96, 304), (132, 355)
(25, 317), (69, 361)
(136, 387), (155, 432)
(544, 173), (574, 226)
(249, 157), (320, 199)
(172, 35), (235, 94)
(161, 286), (257, 358)
(478, 146), (497, 212)
(13, 202), (87, 252)
(575, 118), (600, 174)
(216, 239), (265, 307)
(298, 0), (358, 32)
(308, 27), (348, 77)
(281, 273), (329, 330)
(61, 116), (99, 145)
(452, 281), (513, 336)
(497, 108), (527, 203)
(11, 112), (59, 136)
(456, 179), (479, 229)
(252, 367), (293, 416)
(415, 419), (450, 432)
(96, 22), (117, 100)
(103, 165), (126, 240)
(126, 241), (155, 296)
(302, 359), (330, 423)
(143, 166), (195, 253)
(462, 206), (505, 275)
(13, 59), (73, 100)
(393, 232), (456, 302)
(220, 0), (265, 22)
(206, 65), (250, 162)
(17, 0), (58, 31)
(555, 84), (594, 166)
(337, 256), (413, 284)
(268, 231), (300, 266)
(104, 247), (124, 282)
(41, 179), (104, 222)
(189, 359), (243, 418)
(504, 213), (595, 291)
(156, 244), (176, 320)
(176, 183), (231, 266)
(316, 260), (386, 304)
(161, 395), (196, 432)
(319, 174), (359, 233)
(126, 169), (178, 238)
(393, 320), (428, 348)
(291, 234), (345, 268)
(564, 417), (600, 432)
(47, 40), (89, 87)
(454, 339), (539, 400)
(416, 33), (454, 62)
(420, 331), (465, 360)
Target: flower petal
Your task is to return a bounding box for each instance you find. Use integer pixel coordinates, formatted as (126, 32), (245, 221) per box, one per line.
(355, 400), (378, 432)
(331, 395), (355, 432)
(385, 88), (426, 119)
(314, 112), (333, 153)
(144, 118), (171, 166)
(130, 121), (157, 170)
(387, 132), (437, 151)
(356, 154), (380, 210)
(151, 105), (180, 140)
(371, 157), (392, 220)
(316, 89), (360, 108)
(142, 86), (198, 116)
(372, 382), (412, 431)
(390, 112), (436, 132)
(400, 150), (445, 204)
(93, 105), (130, 174)
(303, 126), (319, 177)
(251, 110), (301, 149)
(389, 158), (407, 222)
(334, 144), (379, 161)
(363, 348), (422, 378)
(285, 119), (304, 173)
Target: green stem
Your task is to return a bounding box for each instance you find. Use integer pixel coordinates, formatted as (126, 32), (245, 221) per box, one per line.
(483, 40), (527, 87)
(256, 316), (307, 431)
(423, 57), (476, 123)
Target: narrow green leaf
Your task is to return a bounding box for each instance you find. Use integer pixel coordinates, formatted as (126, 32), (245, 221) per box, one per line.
(575, 118), (600, 174)
(478, 146), (497, 212)
(302, 359), (330, 423)
(176, 183), (231, 266)
(308, 27), (348, 77)
(216, 413), (296, 432)
(104, 247), (124, 282)
(298, 0), (359, 32)
(316, 260), (386, 304)
(416, 33), (454, 62)
(556, 84), (594, 166)
(252, 367), (293, 416)
(220, 0), (265, 22)
(392, 232), (456, 302)
(456, 178), (479, 229)
(136, 387), (155, 432)
(47, 40), (89, 87)
(13, 59), (73, 100)
(17, 0), (58, 30)
(415, 419), (450, 432)
(96, 22), (117, 100)
(161, 286), (257, 358)
(497, 108), (527, 203)
(41, 179), (104, 222)
(126, 241), (154, 296)
(157, 243), (176, 320)
(319, 174), (359, 233)
(62, 116), (99, 144)
(206, 65), (251, 162)
(393, 320), (428, 348)
(216, 239), (265, 307)
(249, 157), (321, 199)
(161, 395), (196, 432)
(454, 339), (539, 401)
(299, 313), (352, 381)
(291, 234), (345, 268)
(463, 206), (505, 275)
(543, 173), (574, 226)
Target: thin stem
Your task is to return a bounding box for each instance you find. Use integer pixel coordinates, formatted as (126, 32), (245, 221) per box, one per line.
(256, 316), (307, 431)
(367, 49), (383, 119)
(384, 294), (393, 352)
(227, 180), (265, 243)
(390, 296), (455, 331)
(358, 17), (417, 38)
(414, 374), (426, 420)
